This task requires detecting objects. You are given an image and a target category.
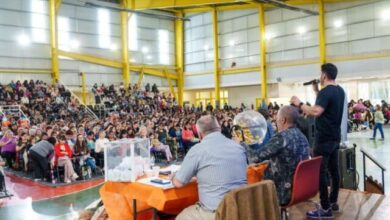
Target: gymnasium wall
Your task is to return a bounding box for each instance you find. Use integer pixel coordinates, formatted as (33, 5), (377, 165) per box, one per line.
(183, 0), (390, 105)
(0, 0), (176, 88)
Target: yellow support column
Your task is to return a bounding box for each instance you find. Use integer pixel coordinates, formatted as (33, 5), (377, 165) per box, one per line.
(165, 69), (177, 101)
(212, 8), (221, 108)
(259, 4), (267, 101)
(175, 11), (184, 106)
(49, 0), (60, 83)
(137, 67), (144, 88)
(318, 0), (326, 64)
(121, 0), (130, 89)
(80, 72), (87, 104)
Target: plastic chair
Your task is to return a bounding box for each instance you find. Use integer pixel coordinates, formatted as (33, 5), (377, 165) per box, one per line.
(281, 156), (323, 220)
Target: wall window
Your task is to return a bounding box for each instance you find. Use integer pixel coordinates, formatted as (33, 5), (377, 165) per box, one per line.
(158, 29), (169, 65)
(58, 16), (70, 50)
(98, 9), (111, 49)
(31, 0), (47, 43)
(128, 13), (138, 51)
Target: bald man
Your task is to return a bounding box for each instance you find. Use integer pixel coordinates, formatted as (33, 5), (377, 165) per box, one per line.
(245, 106), (310, 205)
(172, 115), (247, 220)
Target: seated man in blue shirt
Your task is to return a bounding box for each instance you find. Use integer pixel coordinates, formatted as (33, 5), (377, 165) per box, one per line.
(172, 115), (247, 220)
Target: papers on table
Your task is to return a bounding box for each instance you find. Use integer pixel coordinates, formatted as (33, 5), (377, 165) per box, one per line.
(160, 164), (181, 174)
(137, 177), (174, 189)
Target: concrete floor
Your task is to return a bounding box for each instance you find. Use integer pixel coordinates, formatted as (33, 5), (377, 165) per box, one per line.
(0, 127), (388, 220)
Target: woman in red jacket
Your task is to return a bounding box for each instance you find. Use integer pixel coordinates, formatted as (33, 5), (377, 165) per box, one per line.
(55, 135), (78, 183)
(181, 121), (198, 153)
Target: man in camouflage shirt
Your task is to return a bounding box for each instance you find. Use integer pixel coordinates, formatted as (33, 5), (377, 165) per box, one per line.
(244, 106), (310, 205)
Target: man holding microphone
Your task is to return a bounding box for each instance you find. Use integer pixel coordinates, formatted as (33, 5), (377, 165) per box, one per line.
(290, 63), (345, 219)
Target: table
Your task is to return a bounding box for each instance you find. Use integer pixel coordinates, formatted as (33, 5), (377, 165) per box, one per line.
(100, 164), (268, 220)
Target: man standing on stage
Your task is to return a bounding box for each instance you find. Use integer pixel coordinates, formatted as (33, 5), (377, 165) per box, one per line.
(291, 63), (345, 219)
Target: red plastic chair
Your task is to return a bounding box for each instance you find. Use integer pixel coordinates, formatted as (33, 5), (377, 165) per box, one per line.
(281, 156), (323, 220)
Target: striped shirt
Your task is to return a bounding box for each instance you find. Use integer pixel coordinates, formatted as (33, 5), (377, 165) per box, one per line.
(175, 132), (247, 210)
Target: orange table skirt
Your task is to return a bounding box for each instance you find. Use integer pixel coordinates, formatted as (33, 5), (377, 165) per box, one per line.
(100, 163), (268, 220)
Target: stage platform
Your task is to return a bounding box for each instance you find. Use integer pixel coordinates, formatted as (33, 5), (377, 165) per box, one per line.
(289, 189), (390, 219)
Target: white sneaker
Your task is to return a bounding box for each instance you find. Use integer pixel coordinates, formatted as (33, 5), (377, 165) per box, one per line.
(65, 179), (71, 184)
(72, 173), (79, 181)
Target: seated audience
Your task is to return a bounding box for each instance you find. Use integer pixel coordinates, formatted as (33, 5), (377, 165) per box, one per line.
(243, 106), (310, 205)
(73, 134), (96, 175)
(150, 133), (173, 162)
(54, 135), (78, 183)
(95, 131), (109, 167)
(172, 115), (247, 220)
(16, 133), (32, 171)
(0, 130), (17, 168)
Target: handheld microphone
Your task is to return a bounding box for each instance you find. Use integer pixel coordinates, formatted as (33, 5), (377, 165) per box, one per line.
(303, 79), (320, 86)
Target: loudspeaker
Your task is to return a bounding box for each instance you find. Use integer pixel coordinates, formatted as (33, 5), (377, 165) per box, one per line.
(339, 146), (357, 190)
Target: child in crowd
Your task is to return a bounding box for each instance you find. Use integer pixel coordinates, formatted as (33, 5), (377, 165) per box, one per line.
(371, 105), (385, 140)
(150, 133), (173, 162)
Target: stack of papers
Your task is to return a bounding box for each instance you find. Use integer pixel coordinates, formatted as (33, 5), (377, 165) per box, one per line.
(137, 177), (174, 189)
(159, 164), (181, 174)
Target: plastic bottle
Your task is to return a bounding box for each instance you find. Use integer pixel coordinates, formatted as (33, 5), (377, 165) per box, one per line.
(51, 169), (56, 184)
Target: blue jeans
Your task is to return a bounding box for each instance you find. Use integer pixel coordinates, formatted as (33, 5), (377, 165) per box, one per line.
(373, 123), (384, 139)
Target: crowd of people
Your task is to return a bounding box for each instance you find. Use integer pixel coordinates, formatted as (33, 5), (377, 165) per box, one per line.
(0, 65), (388, 219)
(0, 80), (253, 185)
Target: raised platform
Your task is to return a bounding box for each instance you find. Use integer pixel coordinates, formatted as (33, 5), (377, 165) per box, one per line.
(289, 189), (390, 219)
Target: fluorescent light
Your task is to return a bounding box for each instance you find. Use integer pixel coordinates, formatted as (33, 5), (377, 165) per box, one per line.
(69, 40), (80, 49)
(334, 20), (343, 28)
(204, 45), (209, 51)
(297, 26), (306, 35)
(142, 47), (149, 53)
(130, 58), (136, 62)
(146, 55), (152, 60)
(264, 32), (274, 40)
(229, 40), (235, 46)
(17, 34), (30, 46)
(110, 44), (118, 50)
(381, 9), (390, 20)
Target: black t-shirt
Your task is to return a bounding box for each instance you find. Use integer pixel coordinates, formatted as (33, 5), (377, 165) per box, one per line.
(315, 85), (345, 143)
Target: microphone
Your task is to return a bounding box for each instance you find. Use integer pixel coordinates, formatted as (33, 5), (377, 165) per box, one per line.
(303, 79), (320, 86)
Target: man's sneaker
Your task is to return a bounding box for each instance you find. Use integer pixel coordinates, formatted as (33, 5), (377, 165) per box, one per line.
(306, 208), (333, 219)
(330, 203), (340, 213)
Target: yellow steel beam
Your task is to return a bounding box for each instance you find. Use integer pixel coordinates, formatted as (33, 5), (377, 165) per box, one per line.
(0, 69), (51, 74)
(49, 0), (60, 83)
(121, 0), (131, 89)
(80, 72), (87, 104)
(327, 52), (390, 62)
(129, 66), (178, 79)
(130, 65), (178, 70)
(58, 50), (122, 68)
(221, 66), (261, 75)
(137, 67), (145, 88)
(141, 0), (355, 12)
(175, 11), (184, 106)
(259, 4), (267, 101)
(134, 0), (252, 10)
(318, 0), (326, 64)
(55, 0), (62, 13)
(212, 8), (220, 108)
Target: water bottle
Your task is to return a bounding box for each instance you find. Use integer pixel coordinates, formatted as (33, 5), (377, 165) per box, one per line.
(51, 169), (56, 184)
(150, 156), (155, 169)
(87, 167), (92, 179)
